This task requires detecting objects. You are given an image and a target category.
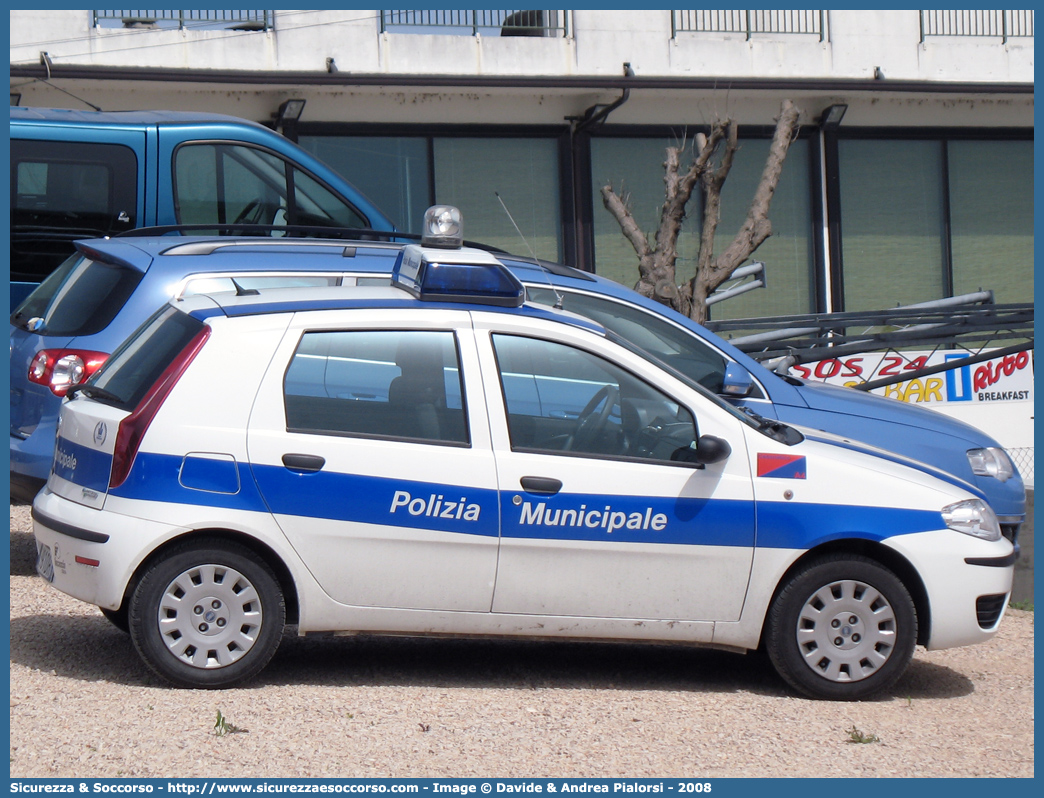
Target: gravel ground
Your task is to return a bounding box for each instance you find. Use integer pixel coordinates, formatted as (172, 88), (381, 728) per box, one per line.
(9, 503), (1034, 779)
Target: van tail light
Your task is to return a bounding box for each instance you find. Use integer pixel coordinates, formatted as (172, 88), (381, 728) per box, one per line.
(28, 350), (109, 396)
(109, 327), (211, 489)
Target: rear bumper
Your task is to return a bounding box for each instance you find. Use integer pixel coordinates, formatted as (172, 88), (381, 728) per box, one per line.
(31, 488), (179, 611)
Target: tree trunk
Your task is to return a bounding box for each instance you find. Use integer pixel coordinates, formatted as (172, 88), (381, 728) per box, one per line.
(601, 100), (802, 326)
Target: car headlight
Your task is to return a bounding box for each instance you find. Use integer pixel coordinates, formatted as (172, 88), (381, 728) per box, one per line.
(942, 499), (1001, 541)
(967, 447), (1014, 482)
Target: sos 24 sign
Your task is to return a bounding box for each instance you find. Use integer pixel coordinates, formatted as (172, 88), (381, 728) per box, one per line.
(790, 349), (1034, 406)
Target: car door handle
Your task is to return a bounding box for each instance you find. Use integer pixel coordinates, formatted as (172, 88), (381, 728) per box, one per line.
(520, 476), (562, 495)
(281, 453), (326, 473)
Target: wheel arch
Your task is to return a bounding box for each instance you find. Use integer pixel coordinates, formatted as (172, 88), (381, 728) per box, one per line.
(763, 538), (932, 648)
(117, 528), (301, 626)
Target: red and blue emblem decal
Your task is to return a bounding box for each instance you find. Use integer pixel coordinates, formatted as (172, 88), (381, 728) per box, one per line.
(757, 453), (807, 480)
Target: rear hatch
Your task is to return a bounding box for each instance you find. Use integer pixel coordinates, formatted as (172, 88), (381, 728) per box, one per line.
(47, 304), (210, 509)
(10, 248), (145, 438)
(49, 397), (131, 509)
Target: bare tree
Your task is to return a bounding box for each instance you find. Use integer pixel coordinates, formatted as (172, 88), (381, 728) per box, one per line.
(601, 100), (801, 325)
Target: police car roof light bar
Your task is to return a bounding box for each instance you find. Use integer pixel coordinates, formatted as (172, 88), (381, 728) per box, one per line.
(391, 244), (525, 308)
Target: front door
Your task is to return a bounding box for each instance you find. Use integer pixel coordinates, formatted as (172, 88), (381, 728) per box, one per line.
(478, 328), (756, 622)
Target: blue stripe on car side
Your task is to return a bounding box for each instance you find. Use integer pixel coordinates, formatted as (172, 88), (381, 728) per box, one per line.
(108, 451), (946, 549)
(52, 436), (112, 494)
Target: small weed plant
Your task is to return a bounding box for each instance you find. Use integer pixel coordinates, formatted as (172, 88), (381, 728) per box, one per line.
(214, 709), (247, 737)
(846, 725), (881, 744)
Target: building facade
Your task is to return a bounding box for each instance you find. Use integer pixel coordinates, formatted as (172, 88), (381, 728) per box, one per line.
(10, 9), (1034, 322)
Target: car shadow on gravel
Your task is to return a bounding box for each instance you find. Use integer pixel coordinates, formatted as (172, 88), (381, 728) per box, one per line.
(11, 523), (976, 701)
(11, 530), (39, 576)
(9, 614), (977, 699)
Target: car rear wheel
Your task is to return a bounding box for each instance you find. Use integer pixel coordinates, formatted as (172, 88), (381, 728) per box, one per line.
(765, 555), (917, 700)
(129, 539), (285, 688)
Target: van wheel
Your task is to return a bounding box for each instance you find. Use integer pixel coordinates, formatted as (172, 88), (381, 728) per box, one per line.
(129, 540), (285, 689)
(765, 555), (917, 700)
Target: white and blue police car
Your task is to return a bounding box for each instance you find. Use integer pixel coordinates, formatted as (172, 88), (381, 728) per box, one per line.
(32, 208), (1014, 699)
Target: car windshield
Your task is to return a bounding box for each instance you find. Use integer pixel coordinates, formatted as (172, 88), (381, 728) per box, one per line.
(525, 286), (761, 398)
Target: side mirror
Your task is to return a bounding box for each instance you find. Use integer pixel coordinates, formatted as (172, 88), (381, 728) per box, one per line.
(721, 362), (754, 397)
(673, 435), (732, 466)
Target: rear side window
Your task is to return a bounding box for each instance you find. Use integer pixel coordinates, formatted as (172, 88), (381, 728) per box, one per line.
(11, 139), (138, 282)
(284, 330), (468, 445)
(10, 255), (143, 337)
(173, 143), (369, 232)
(86, 306), (206, 411)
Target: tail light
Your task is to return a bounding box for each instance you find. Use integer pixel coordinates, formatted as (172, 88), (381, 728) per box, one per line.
(28, 350), (109, 396)
(109, 327), (211, 489)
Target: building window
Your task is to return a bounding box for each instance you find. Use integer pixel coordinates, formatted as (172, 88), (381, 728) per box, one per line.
(300, 134), (563, 261)
(590, 135), (814, 319)
(837, 137), (1032, 310)
(434, 138), (561, 261)
(947, 139), (1033, 304)
(298, 137), (429, 233)
(838, 140), (946, 311)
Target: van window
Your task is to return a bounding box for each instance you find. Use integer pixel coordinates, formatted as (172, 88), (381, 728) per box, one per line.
(173, 143), (369, 232)
(10, 140), (138, 282)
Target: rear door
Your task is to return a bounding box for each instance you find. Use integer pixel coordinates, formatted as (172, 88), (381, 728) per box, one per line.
(246, 307), (501, 612)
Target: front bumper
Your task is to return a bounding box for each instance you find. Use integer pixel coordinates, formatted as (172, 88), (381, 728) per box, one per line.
(885, 529), (1015, 650)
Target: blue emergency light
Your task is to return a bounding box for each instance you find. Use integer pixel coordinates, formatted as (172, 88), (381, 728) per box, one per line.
(391, 244), (525, 307)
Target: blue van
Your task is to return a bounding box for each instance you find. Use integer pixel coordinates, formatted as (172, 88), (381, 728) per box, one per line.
(9, 106), (395, 308)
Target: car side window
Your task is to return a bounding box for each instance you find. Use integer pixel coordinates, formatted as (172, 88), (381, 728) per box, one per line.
(179, 274), (340, 298)
(174, 143), (368, 231)
(491, 334), (698, 463)
(283, 330), (468, 445)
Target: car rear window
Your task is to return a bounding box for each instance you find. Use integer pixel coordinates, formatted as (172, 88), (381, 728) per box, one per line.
(10, 254), (143, 337)
(85, 306), (206, 410)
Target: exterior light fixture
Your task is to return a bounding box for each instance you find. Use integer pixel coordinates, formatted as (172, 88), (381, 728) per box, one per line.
(819, 104), (848, 128)
(275, 99), (306, 127)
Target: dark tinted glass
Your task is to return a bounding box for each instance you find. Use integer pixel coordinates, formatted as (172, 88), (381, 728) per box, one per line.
(11, 139), (138, 282)
(10, 255), (143, 337)
(88, 306), (205, 410)
(284, 329), (468, 444)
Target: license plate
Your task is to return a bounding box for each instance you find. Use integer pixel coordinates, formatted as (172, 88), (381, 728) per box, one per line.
(36, 543), (54, 583)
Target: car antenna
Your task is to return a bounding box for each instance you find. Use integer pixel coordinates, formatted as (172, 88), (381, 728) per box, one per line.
(230, 278), (260, 297)
(494, 191), (564, 309)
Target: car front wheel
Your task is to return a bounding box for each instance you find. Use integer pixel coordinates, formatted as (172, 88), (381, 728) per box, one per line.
(129, 539), (285, 689)
(765, 555), (917, 700)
